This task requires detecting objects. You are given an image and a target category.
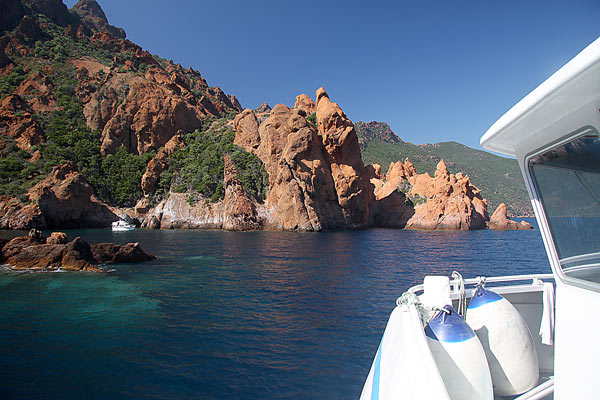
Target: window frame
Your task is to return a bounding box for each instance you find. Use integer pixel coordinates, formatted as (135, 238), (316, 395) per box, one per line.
(526, 125), (600, 292)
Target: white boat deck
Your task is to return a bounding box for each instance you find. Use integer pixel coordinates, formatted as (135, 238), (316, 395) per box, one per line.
(361, 274), (557, 399)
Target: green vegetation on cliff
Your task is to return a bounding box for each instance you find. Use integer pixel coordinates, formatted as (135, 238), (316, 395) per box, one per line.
(0, 3), (266, 210)
(356, 122), (531, 216)
(159, 119), (268, 203)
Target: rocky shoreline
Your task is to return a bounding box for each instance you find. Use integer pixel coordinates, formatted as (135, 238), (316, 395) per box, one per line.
(0, 1), (532, 234)
(0, 229), (155, 272)
(0, 89), (532, 232)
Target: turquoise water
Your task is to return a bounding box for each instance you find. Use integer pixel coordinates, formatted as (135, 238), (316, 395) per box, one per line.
(0, 223), (549, 399)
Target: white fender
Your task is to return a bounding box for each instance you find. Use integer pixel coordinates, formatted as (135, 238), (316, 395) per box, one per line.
(425, 305), (493, 400)
(466, 286), (539, 396)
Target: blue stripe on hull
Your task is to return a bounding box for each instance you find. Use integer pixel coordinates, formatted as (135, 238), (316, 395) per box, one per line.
(371, 337), (383, 400)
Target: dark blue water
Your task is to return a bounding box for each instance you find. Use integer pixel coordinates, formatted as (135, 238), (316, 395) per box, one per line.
(0, 222), (549, 399)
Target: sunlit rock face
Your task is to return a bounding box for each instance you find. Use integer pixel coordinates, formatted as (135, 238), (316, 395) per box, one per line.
(405, 160), (489, 230)
(488, 203), (532, 230)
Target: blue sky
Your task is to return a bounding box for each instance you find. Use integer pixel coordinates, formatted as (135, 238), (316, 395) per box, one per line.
(65, 0), (599, 149)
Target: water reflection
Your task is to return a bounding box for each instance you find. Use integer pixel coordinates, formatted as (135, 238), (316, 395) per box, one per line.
(0, 225), (548, 399)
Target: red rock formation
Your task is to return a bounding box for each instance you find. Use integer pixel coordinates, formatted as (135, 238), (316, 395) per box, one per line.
(1, 235), (41, 260)
(232, 88), (390, 230)
(233, 109), (261, 151)
(90, 242), (156, 264)
(141, 132), (184, 194)
(236, 100), (351, 230)
(316, 87), (374, 227)
(488, 203), (533, 230)
(405, 160), (488, 230)
(255, 102), (271, 113)
(212, 86), (239, 111)
(1, 235), (98, 271)
(228, 94), (242, 111)
(0, 233), (155, 271)
(69, 57), (237, 156)
(0, 195), (45, 229)
(61, 236), (97, 270)
(71, 0), (126, 39)
(14, 68), (56, 113)
(46, 231), (68, 244)
(403, 158), (417, 176)
(98, 75), (206, 155)
(222, 154), (261, 230)
(255, 103), (345, 230)
(142, 193), (226, 229)
(27, 162), (117, 228)
(141, 153), (264, 231)
(0, 94), (44, 151)
(294, 93), (316, 115)
(367, 159), (416, 228)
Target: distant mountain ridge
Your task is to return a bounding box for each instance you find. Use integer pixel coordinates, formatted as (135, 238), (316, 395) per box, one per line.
(354, 121), (401, 144)
(355, 121), (533, 216)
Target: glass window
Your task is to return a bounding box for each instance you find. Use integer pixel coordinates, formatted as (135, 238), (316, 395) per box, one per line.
(529, 129), (600, 285)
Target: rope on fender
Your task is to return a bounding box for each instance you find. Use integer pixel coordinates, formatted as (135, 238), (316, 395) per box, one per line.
(396, 291), (422, 310)
(397, 291), (450, 325)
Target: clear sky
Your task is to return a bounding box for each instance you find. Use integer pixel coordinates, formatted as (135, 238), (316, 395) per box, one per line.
(64, 0), (599, 150)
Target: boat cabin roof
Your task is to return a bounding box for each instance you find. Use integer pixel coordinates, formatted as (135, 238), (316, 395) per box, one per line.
(481, 37), (600, 158)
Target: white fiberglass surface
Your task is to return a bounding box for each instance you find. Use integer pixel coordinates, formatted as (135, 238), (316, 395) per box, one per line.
(481, 37), (600, 156)
(529, 129), (600, 287)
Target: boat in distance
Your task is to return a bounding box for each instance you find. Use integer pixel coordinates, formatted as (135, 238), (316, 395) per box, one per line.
(111, 220), (135, 231)
(361, 36), (600, 399)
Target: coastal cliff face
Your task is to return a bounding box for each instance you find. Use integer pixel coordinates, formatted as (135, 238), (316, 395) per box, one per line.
(0, 0), (527, 232)
(405, 160), (488, 230)
(235, 97), (347, 231)
(229, 89), (489, 231)
(0, 161), (117, 229)
(488, 203), (533, 230)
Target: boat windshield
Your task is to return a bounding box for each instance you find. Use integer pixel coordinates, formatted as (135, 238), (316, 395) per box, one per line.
(529, 128), (600, 286)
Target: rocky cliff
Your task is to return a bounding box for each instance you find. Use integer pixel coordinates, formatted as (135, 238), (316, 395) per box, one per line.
(405, 160), (488, 230)
(71, 0), (125, 39)
(0, 0), (526, 232)
(488, 203), (533, 230)
(230, 89), (491, 231)
(0, 0), (242, 228)
(354, 121), (401, 145)
(356, 122), (533, 217)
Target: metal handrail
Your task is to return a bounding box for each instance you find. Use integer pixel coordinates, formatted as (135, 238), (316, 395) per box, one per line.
(408, 273), (555, 295)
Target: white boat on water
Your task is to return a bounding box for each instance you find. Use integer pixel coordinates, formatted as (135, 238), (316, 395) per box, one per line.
(111, 220), (135, 231)
(361, 37), (600, 400)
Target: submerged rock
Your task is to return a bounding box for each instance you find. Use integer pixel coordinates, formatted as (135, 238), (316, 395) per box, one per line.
(90, 242), (156, 264)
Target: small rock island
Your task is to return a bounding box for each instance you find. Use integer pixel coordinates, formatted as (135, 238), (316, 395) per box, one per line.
(0, 229), (155, 272)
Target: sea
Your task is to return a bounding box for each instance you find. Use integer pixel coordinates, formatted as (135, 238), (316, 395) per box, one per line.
(0, 220), (549, 399)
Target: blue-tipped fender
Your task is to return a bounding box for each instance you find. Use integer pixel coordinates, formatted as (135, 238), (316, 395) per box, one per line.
(466, 286), (539, 396)
(425, 305), (493, 400)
